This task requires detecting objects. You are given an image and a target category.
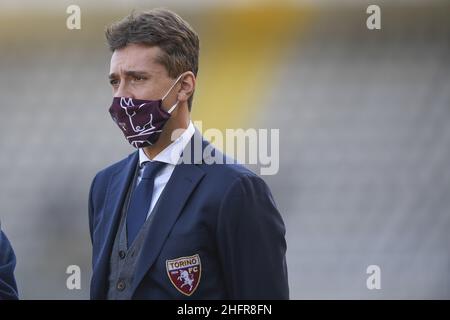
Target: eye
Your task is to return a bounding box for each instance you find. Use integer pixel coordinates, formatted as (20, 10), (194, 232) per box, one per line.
(110, 79), (119, 86)
(132, 76), (146, 82)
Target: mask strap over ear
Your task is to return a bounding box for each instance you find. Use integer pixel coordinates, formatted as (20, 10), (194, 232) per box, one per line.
(162, 73), (184, 114)
(167, 101), (179, 114)
(162, 73), (184, 101)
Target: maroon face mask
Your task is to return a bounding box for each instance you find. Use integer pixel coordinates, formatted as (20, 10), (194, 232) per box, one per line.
(109, 74), (182, 148)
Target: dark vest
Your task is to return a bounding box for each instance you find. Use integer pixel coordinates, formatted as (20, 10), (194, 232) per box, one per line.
(107, 165), (163, 299)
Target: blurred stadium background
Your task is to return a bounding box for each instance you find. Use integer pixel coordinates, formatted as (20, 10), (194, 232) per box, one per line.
(0, 0), (449, 299)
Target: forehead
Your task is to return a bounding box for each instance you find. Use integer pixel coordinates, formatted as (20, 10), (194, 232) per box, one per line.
(110, 43), (167, 75)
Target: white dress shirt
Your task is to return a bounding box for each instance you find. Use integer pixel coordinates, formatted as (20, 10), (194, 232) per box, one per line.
(136, 121), (195, 220)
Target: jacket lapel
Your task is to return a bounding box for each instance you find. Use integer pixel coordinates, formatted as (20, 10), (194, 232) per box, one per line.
(91, 151), (138, 299)
(131, 131), (206, 294)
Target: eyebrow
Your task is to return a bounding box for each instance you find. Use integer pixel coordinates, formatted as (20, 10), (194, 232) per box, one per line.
(108, 70), (151, 79)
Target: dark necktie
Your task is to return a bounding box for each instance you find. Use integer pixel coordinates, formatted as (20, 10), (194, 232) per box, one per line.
(126, 161), (165, 246)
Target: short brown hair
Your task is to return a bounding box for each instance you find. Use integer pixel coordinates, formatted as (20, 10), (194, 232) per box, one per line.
(105, 8), (199, 110)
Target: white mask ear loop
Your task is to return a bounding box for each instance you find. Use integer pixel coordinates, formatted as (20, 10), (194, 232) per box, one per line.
(161, 73), (184, 101)
(167, 101), (179, 114)
(162, 74), (184, 114)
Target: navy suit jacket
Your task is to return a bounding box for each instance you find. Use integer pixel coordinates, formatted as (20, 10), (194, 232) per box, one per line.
(89, 131), (289, 299)
(0, 230), (18, 300)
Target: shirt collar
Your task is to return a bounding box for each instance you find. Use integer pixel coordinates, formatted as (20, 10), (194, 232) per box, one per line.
(138, 121), (195, 167)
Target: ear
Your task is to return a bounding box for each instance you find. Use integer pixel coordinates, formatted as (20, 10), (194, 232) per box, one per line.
(177, 71), (196, 103)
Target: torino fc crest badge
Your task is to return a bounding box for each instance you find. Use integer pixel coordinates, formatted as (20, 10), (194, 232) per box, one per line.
(166, 254), (201, 296)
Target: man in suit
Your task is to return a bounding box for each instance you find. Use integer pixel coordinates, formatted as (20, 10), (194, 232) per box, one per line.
(0, 227), (18, 300)
(89, 8), (289, 299)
